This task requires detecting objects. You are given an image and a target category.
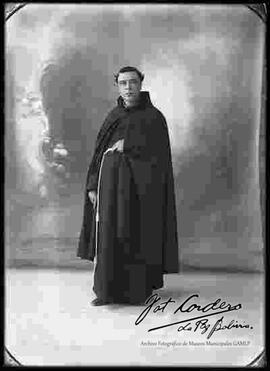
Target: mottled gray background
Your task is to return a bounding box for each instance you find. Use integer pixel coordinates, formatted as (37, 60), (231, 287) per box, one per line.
(5, 4), (265, 271)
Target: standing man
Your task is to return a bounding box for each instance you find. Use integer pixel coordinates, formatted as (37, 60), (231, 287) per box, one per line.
(78, 66), (179, 306)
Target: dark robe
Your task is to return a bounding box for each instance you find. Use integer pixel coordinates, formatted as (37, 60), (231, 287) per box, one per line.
(77, 91), (179, 303)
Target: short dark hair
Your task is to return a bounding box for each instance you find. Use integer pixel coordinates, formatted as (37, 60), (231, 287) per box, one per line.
(114, 66), (144, 83)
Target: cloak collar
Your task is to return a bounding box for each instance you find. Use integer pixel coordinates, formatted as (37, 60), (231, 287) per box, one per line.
(117, 91), (153, 111)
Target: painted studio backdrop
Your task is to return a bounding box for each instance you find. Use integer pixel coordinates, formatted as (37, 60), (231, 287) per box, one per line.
(5, 4), (265, 271)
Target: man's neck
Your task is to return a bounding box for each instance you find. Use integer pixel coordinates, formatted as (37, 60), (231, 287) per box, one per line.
(124, 99), (139, 108)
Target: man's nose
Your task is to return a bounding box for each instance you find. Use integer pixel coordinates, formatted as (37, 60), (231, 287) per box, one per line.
(125, 82), (132, 90)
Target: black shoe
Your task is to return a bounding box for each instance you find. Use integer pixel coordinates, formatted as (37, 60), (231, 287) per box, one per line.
(91, 298), (109, 306)
(129, 300), (146, 306)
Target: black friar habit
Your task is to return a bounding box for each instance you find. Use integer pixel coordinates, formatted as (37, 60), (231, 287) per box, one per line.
(77, 91), (179, 304)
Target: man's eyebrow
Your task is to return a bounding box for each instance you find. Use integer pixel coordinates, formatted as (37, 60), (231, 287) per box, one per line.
(118, 78), (138, 82)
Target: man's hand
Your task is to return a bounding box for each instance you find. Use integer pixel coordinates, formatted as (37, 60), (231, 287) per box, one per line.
(88, 191), (97, 208)
(111, 139), (124, 152)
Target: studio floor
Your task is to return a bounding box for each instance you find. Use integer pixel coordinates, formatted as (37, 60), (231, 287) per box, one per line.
(5, 267), (264, 367)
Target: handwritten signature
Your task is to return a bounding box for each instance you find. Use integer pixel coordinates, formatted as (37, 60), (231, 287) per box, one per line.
(135, 294), (253, 339)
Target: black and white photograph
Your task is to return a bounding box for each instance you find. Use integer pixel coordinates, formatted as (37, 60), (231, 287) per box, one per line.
(4, 3), (266, 367)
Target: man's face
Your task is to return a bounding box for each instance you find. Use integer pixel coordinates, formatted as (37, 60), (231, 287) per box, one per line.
(117, 71), (142, 105)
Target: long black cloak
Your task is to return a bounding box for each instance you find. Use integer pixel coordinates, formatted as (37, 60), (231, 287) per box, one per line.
(77, 92), (179, 279)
